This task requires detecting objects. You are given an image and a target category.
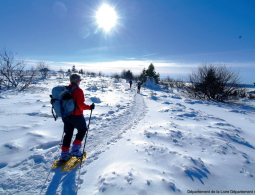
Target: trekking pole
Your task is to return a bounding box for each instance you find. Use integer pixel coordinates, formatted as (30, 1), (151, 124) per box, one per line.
(80, 109), (93, 168)
(59, 130), (65, 146)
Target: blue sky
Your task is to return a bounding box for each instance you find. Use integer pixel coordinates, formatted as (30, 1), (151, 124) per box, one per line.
(0, 0), (255, 83)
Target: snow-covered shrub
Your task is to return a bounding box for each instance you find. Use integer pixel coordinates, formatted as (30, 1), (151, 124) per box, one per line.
(144, 76), (161, 90)
(36, 61), (50, 78)
(187, 64), (241, 101)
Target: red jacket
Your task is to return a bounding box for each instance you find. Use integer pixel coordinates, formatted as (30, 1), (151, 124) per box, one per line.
(69, 84), (90, 115)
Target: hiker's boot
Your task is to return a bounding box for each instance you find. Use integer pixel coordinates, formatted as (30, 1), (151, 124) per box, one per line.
(56, 150), (70, 166)
(71, 144), (82, 157)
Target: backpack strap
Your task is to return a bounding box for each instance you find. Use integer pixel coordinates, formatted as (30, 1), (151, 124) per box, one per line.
(49, 95), (58, 121)
(68, 86), (82, 115)
(69, 85), (79, 93)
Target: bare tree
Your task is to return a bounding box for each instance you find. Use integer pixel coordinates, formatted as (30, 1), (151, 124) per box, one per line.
(0, 48), (36, 90)
(58, 67), (65, 78)
(112, 73), (121, 81)
(121, 69), (134, 80)
(174, 79), (185, 92)
(19, 67), (37, 90)
(37, 61), (50, 78)
(187, 64), (241, 101)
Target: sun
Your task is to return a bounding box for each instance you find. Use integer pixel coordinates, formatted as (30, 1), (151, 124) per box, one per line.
(96, 4), (117, 32)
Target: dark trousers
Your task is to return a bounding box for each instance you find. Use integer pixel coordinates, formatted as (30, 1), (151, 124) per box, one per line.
(62, 115), (87, 148)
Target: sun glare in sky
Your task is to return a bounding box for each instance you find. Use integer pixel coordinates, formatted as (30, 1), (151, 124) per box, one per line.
(96, 4), (117, 32)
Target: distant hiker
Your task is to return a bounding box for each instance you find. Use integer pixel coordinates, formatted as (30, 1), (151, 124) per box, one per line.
(59, 73), (95, 164)
(137, 82), (141, 93)
(129, 80), (132, 88)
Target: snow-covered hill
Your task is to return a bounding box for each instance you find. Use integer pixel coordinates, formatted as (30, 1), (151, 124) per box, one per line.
(0, 74), (255, 195)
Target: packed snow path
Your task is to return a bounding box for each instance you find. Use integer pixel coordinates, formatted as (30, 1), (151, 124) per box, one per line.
(83, 89), (147, 166)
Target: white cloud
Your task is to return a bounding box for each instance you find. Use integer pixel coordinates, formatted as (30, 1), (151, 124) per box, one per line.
(142, 53), (158, 57)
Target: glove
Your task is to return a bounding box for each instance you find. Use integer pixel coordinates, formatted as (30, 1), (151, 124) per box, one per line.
(90, 103), (95, 110)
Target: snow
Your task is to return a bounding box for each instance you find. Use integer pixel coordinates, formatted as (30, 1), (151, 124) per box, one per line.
(0, 74), (255, 194)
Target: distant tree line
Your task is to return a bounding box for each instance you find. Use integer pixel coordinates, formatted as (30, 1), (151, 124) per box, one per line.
(112, 70), (134, 81)
(2, 47), (251, 101)
(67, 65), (103, 77)
(112, 63), (160, 84)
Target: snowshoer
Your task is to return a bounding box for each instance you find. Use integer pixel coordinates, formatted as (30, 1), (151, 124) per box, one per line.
(137, 81), (141, 93)
(129, 80), (132, 88)
(58, 73), (95, 165)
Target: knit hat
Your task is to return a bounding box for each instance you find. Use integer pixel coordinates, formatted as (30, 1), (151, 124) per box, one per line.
(70, 73), (82, 84)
